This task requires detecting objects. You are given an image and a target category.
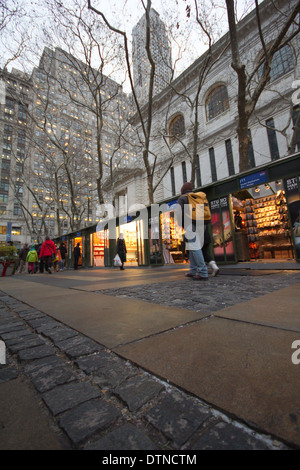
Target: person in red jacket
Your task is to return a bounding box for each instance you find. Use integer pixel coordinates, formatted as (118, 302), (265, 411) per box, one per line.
(39, 236), (57, 274)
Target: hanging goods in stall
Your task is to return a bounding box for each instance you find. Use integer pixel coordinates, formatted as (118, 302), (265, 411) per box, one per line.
(187, 192), (211, 221)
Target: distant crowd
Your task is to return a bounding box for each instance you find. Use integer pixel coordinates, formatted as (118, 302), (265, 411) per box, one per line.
(16, 237), (68, 274)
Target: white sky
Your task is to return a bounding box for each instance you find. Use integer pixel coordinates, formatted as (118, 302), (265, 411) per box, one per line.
(1, 0), (259, 89)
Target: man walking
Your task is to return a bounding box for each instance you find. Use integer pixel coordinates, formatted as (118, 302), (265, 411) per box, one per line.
(39, 236), (57, 274)
(177, 182), (219, 281)
(17, 243), (29, 273)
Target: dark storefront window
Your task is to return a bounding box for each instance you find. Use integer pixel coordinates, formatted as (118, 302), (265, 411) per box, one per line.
(209, 147), (217, 182)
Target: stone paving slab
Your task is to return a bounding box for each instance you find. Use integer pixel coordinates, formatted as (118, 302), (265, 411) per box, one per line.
(0, 278), (206, 348)
(192, 421), (270, 450)
(0, 290), (283, 451)
(115, 316), (300, 447)
(0, 376), (66, 450)
(1, 269), (299, 450)
(215, 283), (300, 332)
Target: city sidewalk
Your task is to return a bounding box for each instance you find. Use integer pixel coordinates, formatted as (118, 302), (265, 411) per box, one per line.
(0, 264), (300, 450)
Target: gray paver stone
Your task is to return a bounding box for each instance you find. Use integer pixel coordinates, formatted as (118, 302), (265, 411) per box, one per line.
(84, 423), (156, 450)
(59, 398), (121, 445)
(146, 393), (210, 446)
(42, 326), (79, 342)
(7, 336), (46, 352)
(0, 329), (32, 341)
(56, 336), (103, 358)
(24, 356), (76, 392)
(92, 361), (137, 389)
(18, 344), (56, 362)
(115, 375), (164, 412)
(76, 351), (120, 373)
(42, 381), (102, 415)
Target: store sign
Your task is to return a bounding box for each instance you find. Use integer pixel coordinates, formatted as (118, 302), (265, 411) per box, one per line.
(284, 177), (300, 260)
(166, 200), (178, 210)
(239, 170), (267, 189)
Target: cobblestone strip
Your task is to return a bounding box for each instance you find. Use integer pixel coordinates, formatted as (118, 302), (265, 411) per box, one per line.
(95, 271), (300, 313)
(0, 291), (291, 450)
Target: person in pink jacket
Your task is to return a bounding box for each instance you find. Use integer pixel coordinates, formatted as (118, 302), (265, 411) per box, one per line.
(39, 236), (57, 274)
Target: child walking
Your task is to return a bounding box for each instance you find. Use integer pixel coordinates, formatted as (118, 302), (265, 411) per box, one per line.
(26, 245), (39, 274)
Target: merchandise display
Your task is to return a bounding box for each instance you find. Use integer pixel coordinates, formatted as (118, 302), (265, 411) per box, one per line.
(233, 188), (293, 260)
(161, 212), (184, 263)
(93, 232), (104, 266)
(118, 222), (138, 265)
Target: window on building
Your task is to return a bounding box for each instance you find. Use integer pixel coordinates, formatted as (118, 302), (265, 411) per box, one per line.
(12, 227), (21, 236)
(4, 98), (14, 118)
(258, 45), (294, 82)
(18, 103), (27, 123)
(169, 114), (185, 144)
(209, 147), (217, 182)
(225, 139), (235, 176)
(0, 194), (8, 203)
(206, 85), (229, 121)
(1, 160), (10, 172)
(0, 206), (6, 215)
(170, 166), (176, 196)
(266, 118), (280, 160)
(181, 161), (187, 184)
(13, 205), (22, 216)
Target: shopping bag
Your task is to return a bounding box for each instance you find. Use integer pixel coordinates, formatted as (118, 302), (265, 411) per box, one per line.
(114, 254), (122, 267)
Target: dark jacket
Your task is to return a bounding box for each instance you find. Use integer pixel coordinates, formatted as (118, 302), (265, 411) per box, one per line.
(19, 245), (29, 261)
(74, 244), (81, 259)
(116, 238), (127, 262)
(59, 243), (67, 259)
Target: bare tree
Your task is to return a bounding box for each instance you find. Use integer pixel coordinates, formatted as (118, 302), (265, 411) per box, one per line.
(42, 0), (128, 208)
(88, 0), (178, 204)
(0, 0), (33, 70)
(226, 0), (300, 172)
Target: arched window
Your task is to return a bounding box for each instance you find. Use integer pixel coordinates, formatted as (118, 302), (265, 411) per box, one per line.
(258, 45), (294, 82)
(169, 114), (185, 144)
(206, 85), (229, 121)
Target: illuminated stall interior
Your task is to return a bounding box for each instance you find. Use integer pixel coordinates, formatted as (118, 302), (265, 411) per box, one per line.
(118, 221), (138, 266)
(161, 211), (186, 263)
(231, 180), (294, 260)
(73, 236), (83, 266)
(93, 231), (104, 266)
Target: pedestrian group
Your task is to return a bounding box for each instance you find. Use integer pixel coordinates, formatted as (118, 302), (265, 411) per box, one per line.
(16, 239), (68, 274)
(16, 184), (219, 279)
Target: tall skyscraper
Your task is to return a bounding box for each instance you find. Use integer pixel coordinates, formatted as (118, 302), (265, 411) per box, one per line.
(0, 46), (136, 247)
(132, 8), (172, 105)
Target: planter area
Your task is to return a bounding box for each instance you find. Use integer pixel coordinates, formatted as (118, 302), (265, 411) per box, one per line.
(0, 261), (16, 277)
(0, 246), (17, 276)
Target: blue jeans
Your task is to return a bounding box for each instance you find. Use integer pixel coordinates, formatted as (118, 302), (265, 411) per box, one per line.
(189, 248), (208, 277)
